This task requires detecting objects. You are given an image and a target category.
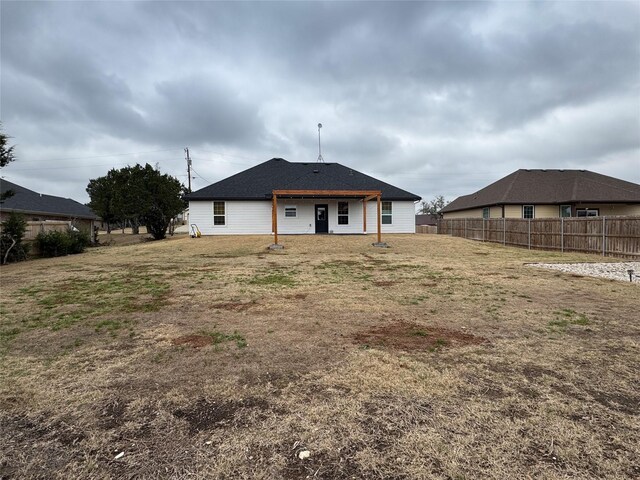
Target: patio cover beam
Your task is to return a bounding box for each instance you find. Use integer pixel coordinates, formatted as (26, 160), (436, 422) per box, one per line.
(272, 189), (381, 197)
(271, 189), (383, 244)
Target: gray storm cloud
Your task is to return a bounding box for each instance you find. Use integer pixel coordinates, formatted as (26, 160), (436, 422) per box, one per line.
(1, 0), (638, 203)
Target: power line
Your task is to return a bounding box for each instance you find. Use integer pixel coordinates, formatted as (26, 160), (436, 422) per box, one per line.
(11, 148), (182, 164)
(190, 168), (211, 184)
(6, 161), (145, 172)
(193, 150), (263, 163)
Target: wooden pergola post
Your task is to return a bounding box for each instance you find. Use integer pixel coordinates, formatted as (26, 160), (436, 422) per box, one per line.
(376, 193), (382, 244)
(362, 193), (379, 237)
(362, 200), (367, 234)
(272, 194), (278, 245)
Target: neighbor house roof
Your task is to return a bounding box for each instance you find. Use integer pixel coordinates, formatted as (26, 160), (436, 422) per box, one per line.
(441, 169), (640, 213)
(415, 214), (439, 226)
(185, 158), (421, 201)
(0, 179), (99, 220)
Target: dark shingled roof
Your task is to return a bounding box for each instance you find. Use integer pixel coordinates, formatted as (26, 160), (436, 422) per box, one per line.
(441, 169), (640, 213)
(415, 214), (440, 226)
(0, 179), (99, 219)
(185, 158), (421, 201)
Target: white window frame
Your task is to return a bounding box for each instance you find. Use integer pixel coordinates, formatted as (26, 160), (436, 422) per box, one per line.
(381, 201), (393, 225)
(560, 205), (571, 217)
(337, 201), (349, 225)
(482, 207), (490, 219)
(213, 201), (226, 226)
(523, 205), (534, 219)
(576, 208), (599, 217)
(284, 206), (297, 218)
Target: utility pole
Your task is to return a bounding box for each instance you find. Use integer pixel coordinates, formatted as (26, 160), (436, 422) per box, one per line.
(185, 147), (192, 192)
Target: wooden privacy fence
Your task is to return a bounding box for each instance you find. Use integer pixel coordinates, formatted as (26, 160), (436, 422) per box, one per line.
(416, 225), (437, 234)
(22, 221), (73, 240)
(437, 216), (640, 258)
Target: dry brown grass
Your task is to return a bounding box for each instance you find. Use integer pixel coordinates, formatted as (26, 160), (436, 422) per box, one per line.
(1, 234), (638, 479)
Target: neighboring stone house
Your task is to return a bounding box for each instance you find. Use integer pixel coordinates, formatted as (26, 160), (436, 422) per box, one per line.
(440, 169), (640, 219)
(185, 158), (421, 237)
(0, 179), (99, 230)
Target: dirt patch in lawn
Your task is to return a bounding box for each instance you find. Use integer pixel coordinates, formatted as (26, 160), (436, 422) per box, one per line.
(173, 397), (270, 432)
(171, 335), (212, 348)
(354, 321), (486, 351)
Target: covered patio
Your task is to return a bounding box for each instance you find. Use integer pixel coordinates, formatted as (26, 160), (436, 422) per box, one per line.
(271, 189), (385, 247)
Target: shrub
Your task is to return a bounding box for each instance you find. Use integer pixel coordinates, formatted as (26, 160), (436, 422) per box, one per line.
(35, 227), (90, 258)
(68, 229), (91, 254)
(35, 230), (70, 257)
(0, 212), (29, 264)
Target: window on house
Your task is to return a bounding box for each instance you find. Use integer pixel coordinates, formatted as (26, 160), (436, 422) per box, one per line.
(284, 206), (297, 218)
(482, 207), (490, 219)
(523, 205), (534, 219)
(338, 202), (349, 225)
(560, 205), (571, 217)
(382, 201), (392, 224)
(576, 208), (599, 217)
(213, 201), (226, 225)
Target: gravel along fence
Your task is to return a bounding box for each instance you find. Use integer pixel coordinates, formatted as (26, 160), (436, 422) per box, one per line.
(528, 262), (640, 283)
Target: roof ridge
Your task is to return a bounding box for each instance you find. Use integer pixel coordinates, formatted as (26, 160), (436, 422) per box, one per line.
(500, 170), (520, 203)
(571, 171), (579, 201)
(580, 174), (640, 196)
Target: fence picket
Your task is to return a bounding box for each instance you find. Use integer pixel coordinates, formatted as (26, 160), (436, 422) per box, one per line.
(437, 216), (640, 258)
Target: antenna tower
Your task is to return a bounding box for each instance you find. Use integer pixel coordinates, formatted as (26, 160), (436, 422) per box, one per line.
(317, 123), (324, 163)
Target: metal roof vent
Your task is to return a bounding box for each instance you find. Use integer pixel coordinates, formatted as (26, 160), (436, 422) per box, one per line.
(313, 169), (319, 173)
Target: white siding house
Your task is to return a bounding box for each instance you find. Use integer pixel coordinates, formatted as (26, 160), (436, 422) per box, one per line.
(185, 158), (420, 237)
(189, 198), (417, 235)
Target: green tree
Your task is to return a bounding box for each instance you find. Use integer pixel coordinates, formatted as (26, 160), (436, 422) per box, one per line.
(112, 165), (148, 234)
(87, 164), (184, 240)
(0, 123), (16, 168)
(418, 195), (449, 214)
(1, 212), (28, 264)
(86, 174), (117, 233)
(136, 164), (185, 240)
(1, 123), (17, 202)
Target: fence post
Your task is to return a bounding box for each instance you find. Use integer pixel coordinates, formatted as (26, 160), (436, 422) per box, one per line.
(528, 219), (531, 250)
(482, 218), (485, 242)
(503, 217), (506, 246)
(561, 217), (564, 253)
(464, 218), (467, 239)
(602, 216), (606, 257)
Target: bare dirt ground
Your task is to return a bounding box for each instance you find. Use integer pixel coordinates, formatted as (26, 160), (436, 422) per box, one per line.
(1, 234), (638, 479)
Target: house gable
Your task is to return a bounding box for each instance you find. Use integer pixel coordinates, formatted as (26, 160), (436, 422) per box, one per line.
(441, 169), (640, 214)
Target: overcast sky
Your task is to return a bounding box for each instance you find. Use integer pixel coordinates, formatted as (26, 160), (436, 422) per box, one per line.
(1, 1), (639, 207)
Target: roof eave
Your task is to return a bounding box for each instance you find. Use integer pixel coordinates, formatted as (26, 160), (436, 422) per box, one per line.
(187, 195), (421, 202)
(0, 207), (99, 220)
